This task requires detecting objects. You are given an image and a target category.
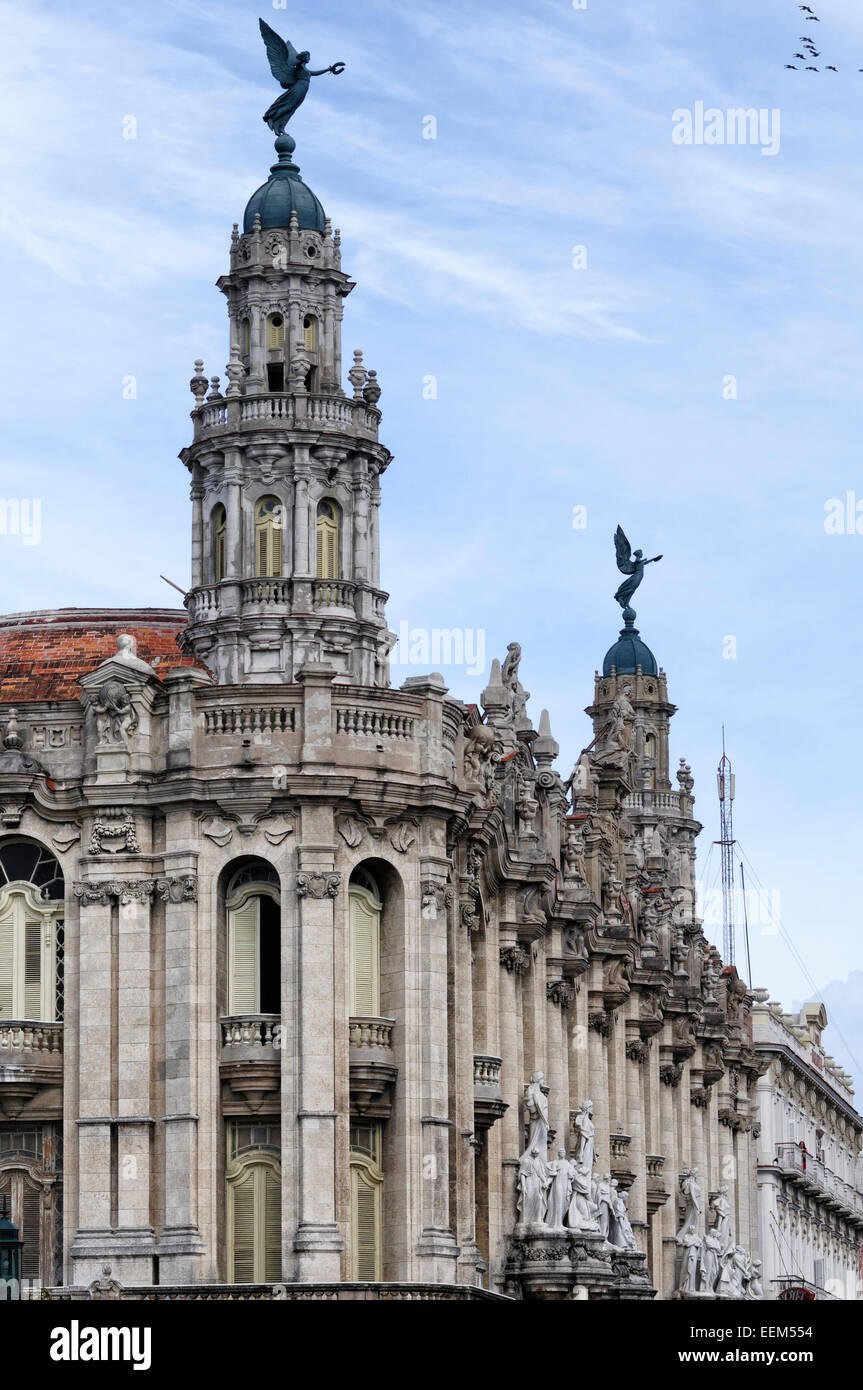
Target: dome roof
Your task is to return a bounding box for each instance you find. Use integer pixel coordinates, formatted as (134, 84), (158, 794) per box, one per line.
(602, 619), (657, 677)
(0, 608), (207, 700)
(243, 135), (325, 234)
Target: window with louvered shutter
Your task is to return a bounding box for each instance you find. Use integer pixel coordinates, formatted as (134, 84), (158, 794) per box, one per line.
(315, 501), (340, 580)
(0, 909), (13, 1018)
(255, 497), (282, 578)
(228, 898), (260, 1014)
(213, 504), (226, 582)
(351, 1163), (381, 1281)
(264, 1167), (281, 1282)
(231, 1170), (255, 1283)
(349, 888), (380, 1016)
(20, 1182), (41, 1280)
(23, 922), (42, 1019)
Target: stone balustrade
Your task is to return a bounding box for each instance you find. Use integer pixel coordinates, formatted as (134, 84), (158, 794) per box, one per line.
(193, 392), (380, 442)
(0, 1020), (63, 1054)
(348, 1015), (397, 1118)
(473, 1054), (506, 1132)
(220, 1015), (280, 1050)
(348, 1016), (395, 1050)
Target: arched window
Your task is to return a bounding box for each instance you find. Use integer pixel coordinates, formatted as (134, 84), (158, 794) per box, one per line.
(212, 503), (227, 582)
(226, 1120), (281, 1283)
(316, 499), (340, 582)
(350, 1120), (383, 1280)
(240, 318), (251, 357)
(255, 496), (283, 578)
(303, 314), (317, 351)
(266, 313), (285, 350)
(349, 868), (381, 1016)
(0, 840), (64, 1022)
(226, 861), (280, 1015)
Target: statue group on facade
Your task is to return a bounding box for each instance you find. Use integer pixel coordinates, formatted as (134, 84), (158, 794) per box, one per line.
(514, 1084), (637, 1251)
(675, 1168), (762, 1298)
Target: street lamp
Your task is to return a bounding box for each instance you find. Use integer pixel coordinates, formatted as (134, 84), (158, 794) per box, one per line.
(0, 1194), (23, 1293)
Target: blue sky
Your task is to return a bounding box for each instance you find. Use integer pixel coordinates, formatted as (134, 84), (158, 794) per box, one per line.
(2, 0), (862, 1081)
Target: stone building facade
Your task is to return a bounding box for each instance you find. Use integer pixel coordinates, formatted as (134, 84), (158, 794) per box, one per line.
(0, 124), (765, 1300)
(752, 995), (863, 1300)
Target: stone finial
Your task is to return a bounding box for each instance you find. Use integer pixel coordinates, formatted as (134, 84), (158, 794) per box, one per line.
(189, 360), (208, 404)
(348, 349), (367, 400)
(252, 212), (262, 233)
(289, 210), (299, 230)
(225, 357), (245, 397)
(207, 375), (222, 401)
(2, 708), (21, 750)
(230, 223), (239, 249)
(533, 708), (559, 768)
(362, 369), (381, 405)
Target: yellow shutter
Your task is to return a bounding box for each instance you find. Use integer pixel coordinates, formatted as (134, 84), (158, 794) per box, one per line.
(0, 908), (13, 1018)
(23, 920), (42, 1019)
(316, 515), (339, 579)
(264, 1167), (281, 1282)
(350, 890), (379, 1015)
(351, 1166), (381, 1280)
(231, 1171), (255, 1283)
(229, 898), (259, 1014)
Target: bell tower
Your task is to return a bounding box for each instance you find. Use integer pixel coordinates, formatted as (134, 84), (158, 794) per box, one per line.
(181, 132), (393, 686)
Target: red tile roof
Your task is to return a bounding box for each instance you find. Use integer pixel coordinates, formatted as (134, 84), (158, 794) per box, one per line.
(0, 608), (208, 702)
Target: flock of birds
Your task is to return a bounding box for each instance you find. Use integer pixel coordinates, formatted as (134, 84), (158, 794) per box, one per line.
(784, 4), (857, 71)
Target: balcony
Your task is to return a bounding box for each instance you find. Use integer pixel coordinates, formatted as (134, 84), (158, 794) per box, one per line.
(645, 1153), (670, 1213)
(773, 1143), (863, 1224)
(349, 1016), (397, 1118)
(0, 1020), (64, 1118)
(193, 391), (381, 444)
(187, 578), (387, 627)
(219, 1014), (280, 1113)
(473, 1055), (507, 1132)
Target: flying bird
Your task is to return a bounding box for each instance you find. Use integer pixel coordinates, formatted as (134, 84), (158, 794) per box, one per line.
(785, 64), (798, 69)
(805, 65), (819, 70)
(826, 65), (838, 71)
(805, 14), (820, 18)
(799, 4), (815, 11)
(794, 52), (806, 58)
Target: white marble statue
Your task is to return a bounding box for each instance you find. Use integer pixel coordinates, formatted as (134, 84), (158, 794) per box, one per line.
(566, 1160), (599, 1231)
(700, 1228), (722, 1292)
(594, 1172), (615, 1241)
(523, 1072), (550, 1166)
(546, 1148), (572, 1229)
(710, 1185), (733, 1255)
(516, 1148), (550, 1228)
(677, 1167), (703, 1243)
(610, 1187), (638, 1251)
(573, 1100), (595, 1171)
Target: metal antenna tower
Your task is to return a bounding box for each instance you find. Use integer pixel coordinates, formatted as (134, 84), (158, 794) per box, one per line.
(716, 729), (736, 967)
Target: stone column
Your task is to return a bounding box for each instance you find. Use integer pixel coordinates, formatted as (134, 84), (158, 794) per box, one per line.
(496, 925), (525, 1282)
(447, 875), (482, 1284)
(69, 890), (113, 1284)
(156, 845), (206, 1282)
(416, 855), (459, 1282)
(352, 478), (370, 584)
(114, 884), (156, 1277)
(293, 850), (342, 1279)
(191, 479), (204, 589)
(293, 468), (311, 578)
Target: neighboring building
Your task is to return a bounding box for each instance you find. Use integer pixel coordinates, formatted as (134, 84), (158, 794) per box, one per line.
(753, 994), (863, 1300)
(0, 106), (765, 1301)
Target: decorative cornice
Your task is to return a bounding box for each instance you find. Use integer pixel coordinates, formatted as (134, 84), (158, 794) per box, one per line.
(74, 880), (156, 906)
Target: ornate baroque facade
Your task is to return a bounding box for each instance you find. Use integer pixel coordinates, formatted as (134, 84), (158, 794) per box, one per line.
(0, 118), (770, 1301)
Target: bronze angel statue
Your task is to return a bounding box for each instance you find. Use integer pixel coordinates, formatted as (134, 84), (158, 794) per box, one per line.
(613, 526), (662, 616)
(258, 18), (345, 136)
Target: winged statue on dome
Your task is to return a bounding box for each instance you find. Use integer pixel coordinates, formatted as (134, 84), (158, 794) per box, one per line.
(258, 18), (345, 136)
(613, 526), (662, 619)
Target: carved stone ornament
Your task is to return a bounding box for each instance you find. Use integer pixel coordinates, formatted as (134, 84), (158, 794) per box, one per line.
(156, 875), (199, 904)
(297, 871), (341, 899)
(93, 679), (139, 747)
(421, 882), (451, 919)
(389, 820), (417, 854)
(546, 979), (575, 1009)
(88, 810), (139, 856)
(500, 944), (530, 975)
(50, 823), (81, 853)
(201, 816), (234, 847)
(336, 814), (366, 848)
